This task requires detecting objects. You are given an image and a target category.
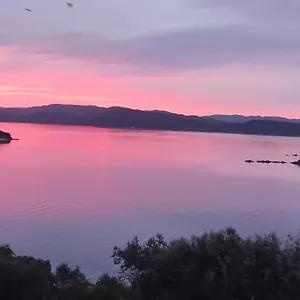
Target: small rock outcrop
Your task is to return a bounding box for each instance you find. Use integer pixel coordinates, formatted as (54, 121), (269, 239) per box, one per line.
(291, 160), (300, 166)
(245, 159), (286, 164)
(257, 160), (272, 164)
(0, 130), (12, 143)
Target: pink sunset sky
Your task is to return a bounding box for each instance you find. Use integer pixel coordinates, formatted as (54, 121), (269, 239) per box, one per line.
(1, 0), (300, 117)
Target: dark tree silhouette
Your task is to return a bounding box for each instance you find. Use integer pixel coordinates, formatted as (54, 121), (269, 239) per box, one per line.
(2, 228), (300, 299)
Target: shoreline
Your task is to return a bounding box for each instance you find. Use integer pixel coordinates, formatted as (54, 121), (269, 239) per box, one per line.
(1, 120), (300, 139)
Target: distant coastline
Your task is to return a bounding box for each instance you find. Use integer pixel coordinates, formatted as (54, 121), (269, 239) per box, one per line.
(1, 104), (300, 138)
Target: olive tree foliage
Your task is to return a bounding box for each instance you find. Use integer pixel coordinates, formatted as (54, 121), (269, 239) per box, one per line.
(0, 243), (129, 300)
(0, 244), (89, 300)
(112, 234), (168, 283)
(54, 263), (89, 300)
(2, 227), (300, 300)
(112, 228), (300, 300)
(85, 273), (131, 300)
(0, 245), (53, 300)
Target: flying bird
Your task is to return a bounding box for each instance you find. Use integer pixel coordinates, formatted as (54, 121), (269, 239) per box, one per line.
(25, 8), (32, 12)
(67, 2), (74, 8)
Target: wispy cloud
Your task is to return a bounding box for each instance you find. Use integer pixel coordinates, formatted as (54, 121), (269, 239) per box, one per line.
(1, 0), (300, 75)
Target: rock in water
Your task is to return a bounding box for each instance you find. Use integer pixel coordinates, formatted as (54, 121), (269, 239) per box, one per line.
(0, 130), (12, 143)
(291, 160), (300, 166)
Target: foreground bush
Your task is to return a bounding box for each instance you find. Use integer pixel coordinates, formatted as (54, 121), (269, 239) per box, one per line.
(2, 228), (300, 299)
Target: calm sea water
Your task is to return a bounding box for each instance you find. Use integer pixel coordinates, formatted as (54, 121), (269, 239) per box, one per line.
(0, 122), (299, 279)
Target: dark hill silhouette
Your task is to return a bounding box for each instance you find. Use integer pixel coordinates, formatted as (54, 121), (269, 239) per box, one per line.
(0, 104), (300, 137)
(208, 114), (300, 124)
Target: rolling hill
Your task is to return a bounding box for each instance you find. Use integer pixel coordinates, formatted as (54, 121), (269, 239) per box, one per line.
(0, 104), (300, 137)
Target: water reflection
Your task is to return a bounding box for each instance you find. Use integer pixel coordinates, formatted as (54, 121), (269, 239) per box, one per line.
(0, 122), (299, 278)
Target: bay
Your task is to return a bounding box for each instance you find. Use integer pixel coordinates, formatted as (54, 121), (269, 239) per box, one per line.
(0, 122), (299, 279)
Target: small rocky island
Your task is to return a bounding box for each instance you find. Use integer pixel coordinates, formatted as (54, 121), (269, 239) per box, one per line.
(245, 157), (300, 167)
(245, 159), (286, 164)
(291, 160), (300, 166)
(0, 130), (13, 143)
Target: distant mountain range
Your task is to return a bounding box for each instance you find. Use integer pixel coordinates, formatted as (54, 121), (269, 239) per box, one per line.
(208, 114), (300, 124)
(0, 104), (300, 137)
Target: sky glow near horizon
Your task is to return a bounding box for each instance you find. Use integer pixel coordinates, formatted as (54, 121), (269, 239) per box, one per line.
(0, 0), (300, 117)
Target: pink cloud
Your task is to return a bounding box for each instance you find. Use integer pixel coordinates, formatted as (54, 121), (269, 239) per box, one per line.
(1, 38), (300, 118)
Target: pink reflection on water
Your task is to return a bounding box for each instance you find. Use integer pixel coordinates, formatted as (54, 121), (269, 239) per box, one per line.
(0, 122), (299, 224)
(1, 122), (300, 278)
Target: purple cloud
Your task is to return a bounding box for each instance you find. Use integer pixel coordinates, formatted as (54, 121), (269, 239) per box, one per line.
(1, 0), (300, 74)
